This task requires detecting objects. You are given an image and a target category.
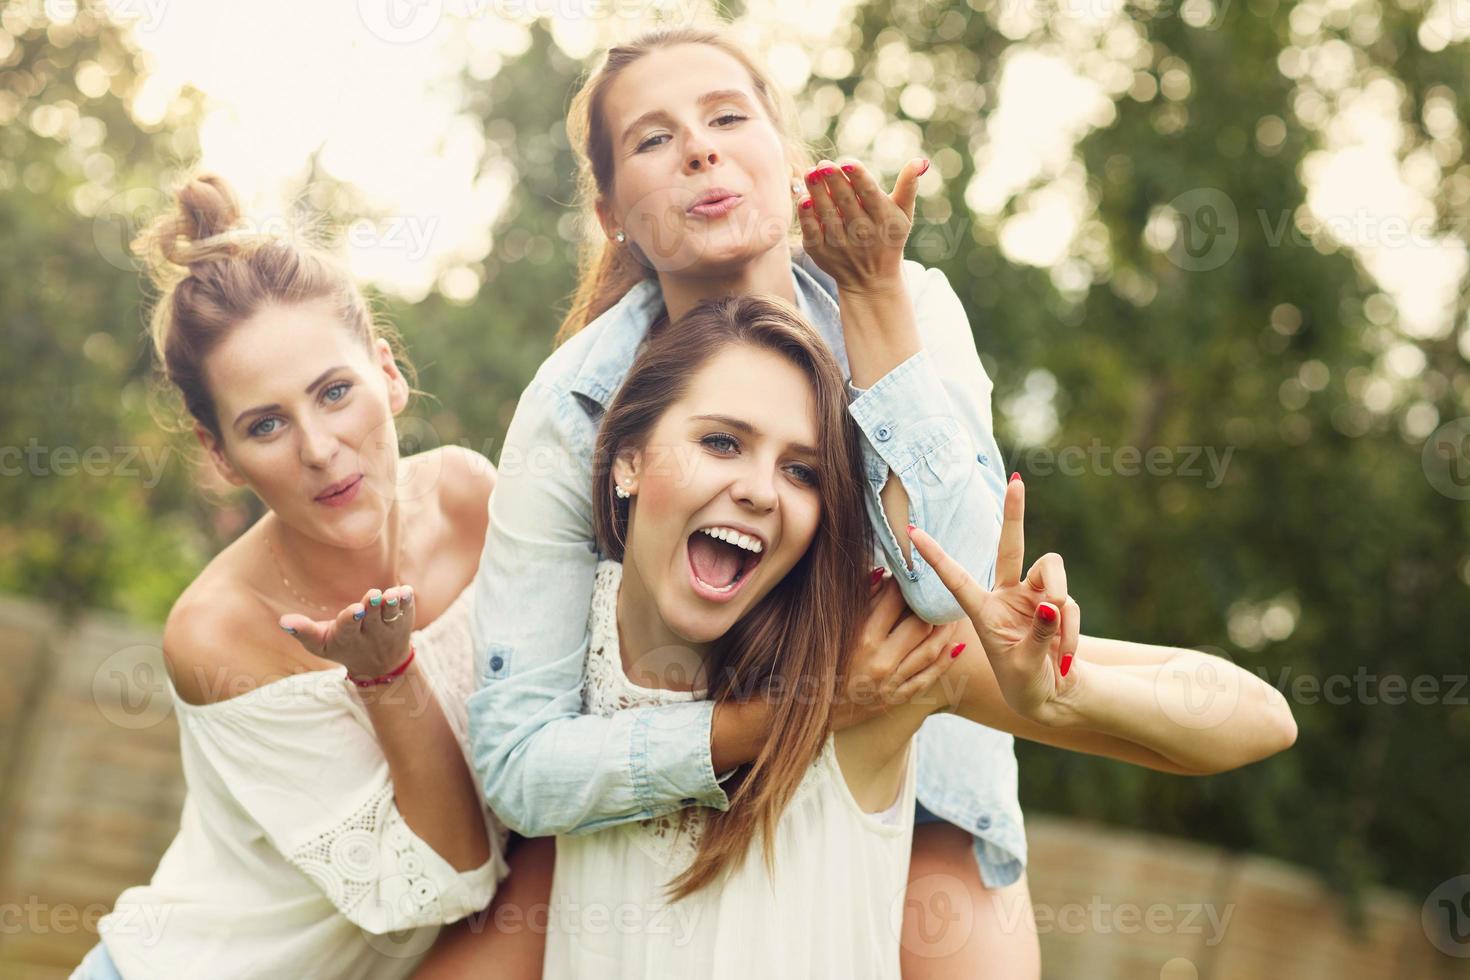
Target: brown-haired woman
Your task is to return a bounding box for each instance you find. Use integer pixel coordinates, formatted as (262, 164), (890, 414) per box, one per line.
(495, 294), (1295, 977)
(74, 174), (543, 979)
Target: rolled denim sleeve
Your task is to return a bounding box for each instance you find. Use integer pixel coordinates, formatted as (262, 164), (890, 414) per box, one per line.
(466, 377), (728, 838)
(845, 263), (1008, 623)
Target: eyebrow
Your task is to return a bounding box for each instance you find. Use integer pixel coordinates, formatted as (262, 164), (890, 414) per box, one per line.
(232, 365), (349, 430)
(690, 413), (819, 458)
(620, 89), (755, 147)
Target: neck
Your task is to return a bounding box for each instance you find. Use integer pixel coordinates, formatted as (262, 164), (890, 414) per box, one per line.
(656, 245), (797, 323)
(266, 503), (409, 614)
(615, 557), (713, 692)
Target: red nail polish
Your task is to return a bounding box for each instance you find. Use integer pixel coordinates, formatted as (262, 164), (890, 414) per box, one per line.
(1010, 472), (1021, 483)
(906, 523), (918, 533)
(805, 169), (819, 183)
(841, 163), (856, 173)
(917, 158), (930, 176)
(950, 643), (966, 659)
(817, 166), (836, 179)
(1059, 653), (1073, 677)
(800, 198), (814, 210)
(870, 567), (885, 586)
(1037, 603), (1058, 624)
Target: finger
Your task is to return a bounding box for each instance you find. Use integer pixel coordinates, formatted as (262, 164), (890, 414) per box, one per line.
(904, 524), (988, 621)
(890, 156), (929, 221)
(893, 627), (963, 703)
(869, 575), (909, 637)
(885, 610), (933, 658)
(1025, 552), (1068, 608)
(804, 160), (844, 245)
(797, 192), (821, 247)
(996, 474), (1025, 588)
(278, 614), (329, 655)
(890, 620), (958, 689)
(824, 160), (866, 225)
(378, 586), (406, 624)
(838, 159), (890, 219)
(1059, 597), (1081, 676)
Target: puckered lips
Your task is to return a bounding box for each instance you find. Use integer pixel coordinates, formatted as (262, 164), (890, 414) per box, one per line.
(685, 521), (766, 604)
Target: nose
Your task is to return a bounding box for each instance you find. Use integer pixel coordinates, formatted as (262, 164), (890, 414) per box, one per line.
(683, 133), (719, 174)
(731, 461), (778, 514)
(297, 417), (339, 469)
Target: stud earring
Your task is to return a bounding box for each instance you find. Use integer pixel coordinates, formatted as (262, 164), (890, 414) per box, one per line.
(790, 177), (804, 195)
(613, 230), (626, 244)
(614, 483), (631, 499)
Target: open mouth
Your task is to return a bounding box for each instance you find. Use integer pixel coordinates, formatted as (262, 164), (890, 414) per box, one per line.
(685, 525), (765, 603)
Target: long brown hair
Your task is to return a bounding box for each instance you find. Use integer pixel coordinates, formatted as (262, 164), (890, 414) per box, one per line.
(591, 295), (872, 899)
(556, 26), (814, 347)
(134, 172), (415, 442)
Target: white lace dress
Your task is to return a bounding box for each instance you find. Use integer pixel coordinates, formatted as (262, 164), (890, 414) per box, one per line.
(97, 581), (509, 980)
(544, 561), (918, 980)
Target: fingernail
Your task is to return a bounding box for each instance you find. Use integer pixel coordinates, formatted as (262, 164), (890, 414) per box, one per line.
(1010, 472), (1021, 483)
(353, 609), (366, 621)
(799, 198), (814, 210)
(816, 166), (836, 179)
(1060, 653), (1074, 677)
(917, 158), (930, 176)
(950, 643), (966, 659)
(1037, 602), (1058, 624)
(386, 596), (398, 606)
(805, 168), (820, 183)
(369, 595), (381, 607)
(402, 588), (413, 603)
(840, 163), (855, 173)
(870, 567), (885, 586)
(906, 523), (918, 534)
(280, 624), (296, 634)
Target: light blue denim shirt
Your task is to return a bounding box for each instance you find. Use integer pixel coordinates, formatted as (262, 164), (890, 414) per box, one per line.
(466, 251), (1027, 886)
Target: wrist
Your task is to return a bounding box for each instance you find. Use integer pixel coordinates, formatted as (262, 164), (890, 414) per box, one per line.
(349, 644), (416, 688)
(1036, 658), (1095, 729)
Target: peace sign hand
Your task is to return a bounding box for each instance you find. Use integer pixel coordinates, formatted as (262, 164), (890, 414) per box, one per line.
(905, 476), (1082, 727)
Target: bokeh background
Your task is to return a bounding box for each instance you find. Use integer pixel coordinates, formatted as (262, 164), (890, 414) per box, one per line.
(1, 0), (1468, 975)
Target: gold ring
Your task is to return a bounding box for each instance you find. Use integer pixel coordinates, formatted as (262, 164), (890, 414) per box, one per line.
(382, 610), (404, 623)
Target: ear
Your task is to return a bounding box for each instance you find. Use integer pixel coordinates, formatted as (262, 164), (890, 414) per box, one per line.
(612, 446), (641, 495)
(195, 424), (247, 487)
(374, 338), (409, 415)
(594, 197), (620, 242)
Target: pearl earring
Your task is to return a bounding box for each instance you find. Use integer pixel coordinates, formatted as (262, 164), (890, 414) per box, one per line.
(615, 483), (631, 499)
(613, 230), (626, 244)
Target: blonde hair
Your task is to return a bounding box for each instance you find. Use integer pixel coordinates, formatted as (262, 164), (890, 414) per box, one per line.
(134, 173), (415, 441)
(556, 26), (815, 346)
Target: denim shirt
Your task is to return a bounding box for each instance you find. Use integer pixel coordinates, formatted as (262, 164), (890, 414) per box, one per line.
(466, 252), (1027, 886)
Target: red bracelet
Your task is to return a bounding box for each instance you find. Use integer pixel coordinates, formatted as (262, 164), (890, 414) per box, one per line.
(350, 645), (415, 688)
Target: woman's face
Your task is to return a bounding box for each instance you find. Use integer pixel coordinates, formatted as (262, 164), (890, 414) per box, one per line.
(596, 43), (795, 277)
(197, 299), (410, 547)
(616, 343), (824, 645)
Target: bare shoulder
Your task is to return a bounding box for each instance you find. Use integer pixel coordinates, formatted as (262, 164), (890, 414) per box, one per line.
(162, 564), (296, 707)
(421, 445), (496, 536)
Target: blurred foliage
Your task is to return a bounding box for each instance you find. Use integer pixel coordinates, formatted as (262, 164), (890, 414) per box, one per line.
(1, 0), (1467, 907)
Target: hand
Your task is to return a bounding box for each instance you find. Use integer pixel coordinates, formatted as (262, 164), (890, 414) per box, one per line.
(795, 156), (927, 294)
(279, 585), (416, 679)
(906, 477), (1082, 727)
(832, 566), (964, 730)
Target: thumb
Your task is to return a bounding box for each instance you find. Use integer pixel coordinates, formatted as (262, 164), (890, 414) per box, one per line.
(1029, 601), (1060, 646)
(890, 157), (929, 221)
(279, 614), (329, 655)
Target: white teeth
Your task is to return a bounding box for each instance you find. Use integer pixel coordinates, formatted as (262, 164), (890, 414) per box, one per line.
(699, 526), (763, 554)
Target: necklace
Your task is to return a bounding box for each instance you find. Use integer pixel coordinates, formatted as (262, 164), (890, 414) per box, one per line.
(265, 524), (408, 615)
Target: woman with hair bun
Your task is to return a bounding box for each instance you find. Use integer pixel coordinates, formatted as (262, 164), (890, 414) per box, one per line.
(71, 173), (545, 980)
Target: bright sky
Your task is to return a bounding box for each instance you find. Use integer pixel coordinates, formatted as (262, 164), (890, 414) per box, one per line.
(101, 0), (1462, 405)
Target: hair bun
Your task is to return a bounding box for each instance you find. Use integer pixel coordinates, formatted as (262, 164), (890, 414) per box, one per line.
(133, 172), (246, 281)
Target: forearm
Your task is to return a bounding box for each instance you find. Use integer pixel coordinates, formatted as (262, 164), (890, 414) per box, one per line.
(710, 696), (773, 772)
(839, 277), (921, 388)
(1054, 648), (1298, 773)
(362, 661), (491, 871)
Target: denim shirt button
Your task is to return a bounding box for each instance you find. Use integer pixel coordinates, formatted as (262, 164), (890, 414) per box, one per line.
(976, 814), (992, 831)
(976, 452), (989, 466)
(875, 424), (893, 442)
(489, 655), (504, 672)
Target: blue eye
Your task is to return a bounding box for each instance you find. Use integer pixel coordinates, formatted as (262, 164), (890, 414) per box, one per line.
(702, 433), (739, 453)
(787, 463), (818, 486)
(249, 417), (281, 438)
(636, 133), (669, 152)
(324, 381), (351, 402)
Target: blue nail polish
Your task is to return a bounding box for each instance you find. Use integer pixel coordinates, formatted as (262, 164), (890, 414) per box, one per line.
(370, 595), (381, 607)
(281, 625), (296, 634)
(353, 609), (366, 621)
(386, 597), (398, 606)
